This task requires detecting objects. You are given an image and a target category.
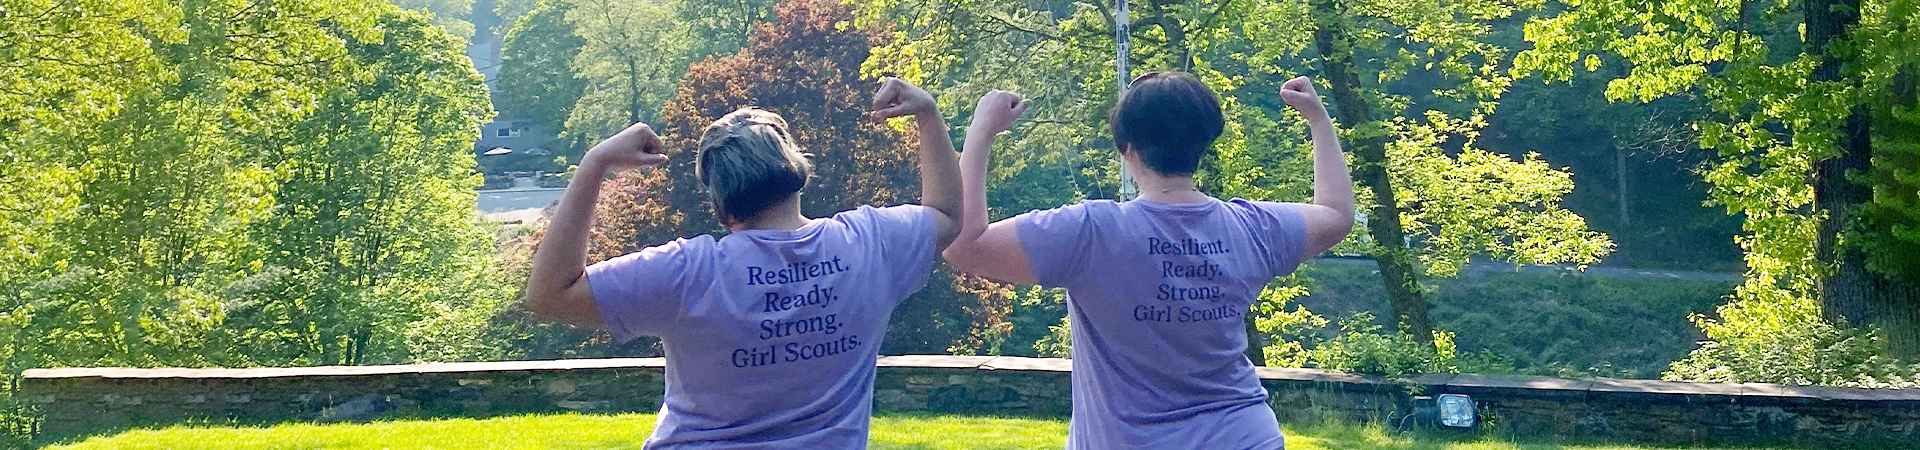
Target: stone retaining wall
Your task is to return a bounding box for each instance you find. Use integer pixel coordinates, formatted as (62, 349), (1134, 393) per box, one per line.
(22, 356), (1920, 447)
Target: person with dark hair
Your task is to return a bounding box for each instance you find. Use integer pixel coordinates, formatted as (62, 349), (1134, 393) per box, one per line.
(945, 73), (1354, 449)
(524, 77), (960, 449)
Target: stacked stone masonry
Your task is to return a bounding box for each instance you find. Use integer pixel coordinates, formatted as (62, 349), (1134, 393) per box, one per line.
(22, 356), (1920, 447)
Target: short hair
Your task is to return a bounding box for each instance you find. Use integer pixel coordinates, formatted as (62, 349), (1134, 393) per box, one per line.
(695, 108), (812, 224)
(1109, 72), (1225, 176)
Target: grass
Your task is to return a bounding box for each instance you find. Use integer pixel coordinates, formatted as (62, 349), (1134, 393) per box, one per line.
(42, 413), (1818, 450)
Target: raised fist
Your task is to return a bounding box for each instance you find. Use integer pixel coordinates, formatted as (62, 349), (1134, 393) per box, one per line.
(871, 77), (938, 119)
(1279, 76), (1330, 122)
(971, 90), (1031, 136)
(584, 122), (668, 171)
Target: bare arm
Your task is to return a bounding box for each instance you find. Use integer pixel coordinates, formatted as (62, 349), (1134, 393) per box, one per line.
(942, 91), (1037, 284)
(872, 78), (961, 251)
(1280, 76), (1356, 259)
(525, 123), (667, 328)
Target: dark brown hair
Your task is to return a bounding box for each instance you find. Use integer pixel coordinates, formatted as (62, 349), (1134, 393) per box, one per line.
(1109, 72), (1225, 176)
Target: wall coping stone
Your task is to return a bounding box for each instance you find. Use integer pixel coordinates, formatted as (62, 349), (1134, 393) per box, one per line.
(1254, 367), (1390, 385)
(20, 355), (1919, 402)
(979, 357), (1071, 372)
(876, 355), (996, 369)
(20, 358), (668, 379)
(1742, 383), (1920, 401)
(1588, 378), (1747, 396)
(1444, 373), (1595, 391)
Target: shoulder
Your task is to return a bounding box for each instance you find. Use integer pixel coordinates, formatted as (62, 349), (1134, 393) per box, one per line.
(1016, 199), (1114, 223)
(656, 234), (719, 254)
(586, 235), (719, 293)
(832, 204), (932, 225)
(1224, 198), (1305, 223)
(601, 235), (717, 268)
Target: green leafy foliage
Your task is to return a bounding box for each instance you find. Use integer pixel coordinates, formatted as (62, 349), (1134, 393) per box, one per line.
(563, 0), (693, 141)
(1380, 113), (1614, 277)
(1290, 262), (1737, 378)
(677, 0), (780, 59)
(1517, 0), (1920, 377)
(1251, 282), (1326, 367)
(1666, 281), (1920, 387)
(1302, 312), (1515, 377)
(0, 0), (511, 442)
(496, 0), (587, 135)
(394, 0), (480, 39)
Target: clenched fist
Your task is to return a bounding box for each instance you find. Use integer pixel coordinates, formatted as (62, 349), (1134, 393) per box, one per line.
(1279, 76), (1330, 123)
(971, 90), (1032, 136)
(871, 77), (939, 120)
(583, 122), (668, 171)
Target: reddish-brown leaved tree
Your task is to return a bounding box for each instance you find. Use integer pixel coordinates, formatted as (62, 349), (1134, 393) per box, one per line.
(561, 0), (1001, 354)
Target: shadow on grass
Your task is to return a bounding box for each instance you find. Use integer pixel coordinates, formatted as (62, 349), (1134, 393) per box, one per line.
(1284, 421), (1913, 450)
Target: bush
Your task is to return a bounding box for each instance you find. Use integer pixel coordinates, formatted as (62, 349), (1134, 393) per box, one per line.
(1252, 282), (1325, 367)
(1302, 312), (1514, 377)
(1665, 282), (1920, 387)
(1296, 262), (1732, 378)
(1032, 315), (1072, 359)
(1307, 313), (1441, 376)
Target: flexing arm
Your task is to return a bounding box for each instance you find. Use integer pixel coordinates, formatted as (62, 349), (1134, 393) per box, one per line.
(872, 78), (962, 251)
(1280, 76), (1356, 259)
(525, 123), (668, 328)
(941, 90), (1037, 284)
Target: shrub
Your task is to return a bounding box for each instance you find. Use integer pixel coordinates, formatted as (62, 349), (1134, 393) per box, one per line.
(1665, 281), (1920, 388)
(1304, 312), (1513, 377)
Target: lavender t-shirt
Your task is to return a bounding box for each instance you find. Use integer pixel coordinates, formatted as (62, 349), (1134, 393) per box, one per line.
(1016, 198), (1309, 450)
(586, 205), (936, 450)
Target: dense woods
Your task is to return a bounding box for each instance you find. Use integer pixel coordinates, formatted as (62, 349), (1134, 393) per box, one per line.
(1, 0), (1917, 443)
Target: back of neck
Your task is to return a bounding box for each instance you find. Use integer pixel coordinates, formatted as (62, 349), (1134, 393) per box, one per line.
(727, 197), (810, 231)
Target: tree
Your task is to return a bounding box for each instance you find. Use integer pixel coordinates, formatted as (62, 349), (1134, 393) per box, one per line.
(497, 0), (588, 135)
(563, 0), (693, 144)
(0, 0), (506, 384)
(1302, 0), (1615, 345)
(395, 0), (481, 39)
(679, 0), (781, 59)
(1518, 0), (1920, 366)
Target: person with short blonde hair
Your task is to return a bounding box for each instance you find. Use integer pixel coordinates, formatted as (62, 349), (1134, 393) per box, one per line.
(525, 77), (961, 449)
(694, 108), (814, 226)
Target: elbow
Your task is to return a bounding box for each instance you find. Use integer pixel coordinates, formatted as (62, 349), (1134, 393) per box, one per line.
(524, 293), (554, 320)
(941, 243), (981, 273)
(523, 287), (563, 322)
(940, 245), (966, 268)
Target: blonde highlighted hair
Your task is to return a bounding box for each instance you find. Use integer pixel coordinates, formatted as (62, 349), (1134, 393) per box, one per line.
(695, 107), (813, 224)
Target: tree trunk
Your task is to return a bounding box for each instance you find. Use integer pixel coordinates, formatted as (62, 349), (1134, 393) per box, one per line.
(1144, 0), (1192, 72)
(1308, 0), (1434, 344)
(1243, 313), (1266, 365)
(1617, 145), (1630, 227)
(627, 59), (644, 124)
(1806, 0), (1920, 358)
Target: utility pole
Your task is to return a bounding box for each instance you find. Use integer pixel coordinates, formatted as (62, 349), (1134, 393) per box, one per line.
(1115, 0), (1137, 200)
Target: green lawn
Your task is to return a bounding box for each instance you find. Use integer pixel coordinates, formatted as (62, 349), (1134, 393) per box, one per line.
(43, 413), (1807, 450)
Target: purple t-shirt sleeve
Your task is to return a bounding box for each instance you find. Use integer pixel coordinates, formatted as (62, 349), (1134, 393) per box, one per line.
(1013, 202), (1101, 289)
(840, 204), (938, 299)
(584, 238), (698, 342)
(1242, 200), (1311, 277)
